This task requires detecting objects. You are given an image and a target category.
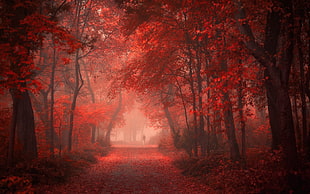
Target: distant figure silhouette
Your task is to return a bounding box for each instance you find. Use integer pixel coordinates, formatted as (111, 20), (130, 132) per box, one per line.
(142, 135), (146, 145)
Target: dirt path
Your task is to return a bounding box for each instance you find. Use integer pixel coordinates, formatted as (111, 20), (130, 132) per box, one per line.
(38, 147), (213, 193)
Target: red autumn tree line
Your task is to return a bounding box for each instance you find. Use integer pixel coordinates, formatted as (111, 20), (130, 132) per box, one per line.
(0, 0), (309, 191)
(115, 0), (309, 190)
(0, 0), (130, 167)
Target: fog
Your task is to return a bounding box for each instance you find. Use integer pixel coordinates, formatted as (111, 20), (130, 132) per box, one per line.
(111, 102), (160, 146)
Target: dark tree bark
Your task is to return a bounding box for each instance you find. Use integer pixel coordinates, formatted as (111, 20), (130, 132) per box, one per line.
(222, 93), (241, 161)
(238, 79), (246, 159)
(194, 48), (206, 156)
(163, 105), (175, 135)
(265, 75), (281, 150)
(221, 61), (241, 161)
(7, 91), (18, 168)
(48, 41), (57, 156)
(68, 0), (90, 151)
(295, 0), (308, 152)
(90, 124), (97, 144)
(162, 84), (180, 147)
(12, 89), (38, 160)
(4, 0), (38, 164)
(175, 79), (190, 132)
(189, 65), (198, 157)
(31, 90), (50, 144)
(211, 111), (220, 151)
(219, 44), (241, 161)
(185, 46), (199, 157)
(235, 0), (299, 190)
(163, 105), (179, 146)
(68, 49), (83, 151)
(292, 93), (302, 151)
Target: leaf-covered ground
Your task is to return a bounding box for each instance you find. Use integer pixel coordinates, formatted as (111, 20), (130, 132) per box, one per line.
(36, 146), (213, 193)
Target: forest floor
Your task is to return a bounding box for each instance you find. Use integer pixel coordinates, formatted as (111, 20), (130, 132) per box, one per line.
(36, 146), (213, 194)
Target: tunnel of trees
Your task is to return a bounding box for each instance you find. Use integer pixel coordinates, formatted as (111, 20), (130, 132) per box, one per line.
(0, 0), (309, 193)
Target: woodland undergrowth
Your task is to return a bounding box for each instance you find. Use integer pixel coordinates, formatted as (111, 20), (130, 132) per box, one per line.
(0, 144), (109, 193)
(158, 131), (310, 193)
(172, 148), (310, 193)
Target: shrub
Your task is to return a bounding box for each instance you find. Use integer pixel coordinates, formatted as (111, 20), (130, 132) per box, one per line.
(9, 147), (106, 184)
(13, 157), (75, 185)
(174, 149), (310, 193)
(0, 176), (34, 193)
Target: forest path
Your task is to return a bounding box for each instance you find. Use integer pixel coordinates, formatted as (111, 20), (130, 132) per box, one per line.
(37, 146), (213, 194)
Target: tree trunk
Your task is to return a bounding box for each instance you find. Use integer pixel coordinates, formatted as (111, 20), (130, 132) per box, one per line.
(207, 81), (219, 152)
(221, 59), (240, 161)
(91, 125), (96, 143)
(265, 74), (281, 150)
(222, 91), (241, 161)
(162, 84), (180, 147)
(175, 79), (190, 131)
(105, 92), (122, 146)
(31, 90), (52, 147)
(12, 90), (38, 160)
(7, 91), (18, 168)
(235, 0), (298, 171)
(163, 105), (179, 147)
(195, 56), (206, 156)
(5, 0), (38, 165)
(68, 49), (83, 151)
(84, 61), (97, 143)
(292, 93), (302, 151)
(295, 8), (308, 151)
(188, 62), (198, 157)
(238, 79), (246, 159)
(276, 84), (298, 166)
(184, 32), (199, 157)
(49, 41), (57, 156)
(210, 119), (219, 151)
